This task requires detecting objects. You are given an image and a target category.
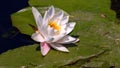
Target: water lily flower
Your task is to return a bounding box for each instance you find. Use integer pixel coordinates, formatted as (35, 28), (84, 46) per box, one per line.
(31, 6), (79, 56)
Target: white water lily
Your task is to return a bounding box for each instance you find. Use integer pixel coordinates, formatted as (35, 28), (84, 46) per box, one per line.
(31, 6), (79, 56)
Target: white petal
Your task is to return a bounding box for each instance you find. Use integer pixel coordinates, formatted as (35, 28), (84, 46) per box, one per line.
(34, 26), (53, 42)
(50, 43), (69, 52)
(31, 33), (44, 42)
(72, 38), (80, 43)
(66, 22), (76, 34)
(55, 11), (64, 20)
(36, 21), (53, 42)
(41, 27), (53, 42)
(60, 24), (67, 34)
(42, 11), (49, 29)
(47, 26), (55, 36)
(41, 6), (55, 38)
(32, 7), (51, 42)
(43, 6), (55, 28)
(47, 6), (55, 18)
(60, 16), (69, 25)
(57, 35), (79, 44)
(52, 33), (66, 42)
(40, 42), (51, 56)
(32, 7), (43, 30)
(52, 11), (64, 24)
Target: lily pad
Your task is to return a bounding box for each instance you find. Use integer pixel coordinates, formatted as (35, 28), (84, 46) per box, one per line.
(28, 0), (115, 20)
(0, 44), (105, 68)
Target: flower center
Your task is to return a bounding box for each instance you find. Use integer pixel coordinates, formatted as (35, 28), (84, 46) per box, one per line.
(49, 21), (61, 34)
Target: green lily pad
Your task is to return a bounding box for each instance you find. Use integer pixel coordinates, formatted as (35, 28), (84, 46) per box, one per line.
(0, 44), (105, 68)
(28, 0), (115, 20)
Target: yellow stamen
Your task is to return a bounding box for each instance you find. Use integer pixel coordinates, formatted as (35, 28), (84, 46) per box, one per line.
(49, 21), (61, 34)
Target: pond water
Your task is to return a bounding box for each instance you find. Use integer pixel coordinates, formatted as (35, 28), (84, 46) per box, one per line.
(0, 0), (33, 54)
(111, 0), (120, 18)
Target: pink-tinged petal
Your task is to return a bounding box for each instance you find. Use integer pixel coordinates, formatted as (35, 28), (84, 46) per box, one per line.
(66, 22), (76, 34)
(31, 33), (44, 42)
(50, 43), (69, 52)
(40, 42), (51, 56)
(32, 7), (43, 30)
(56, 35), (79, 44)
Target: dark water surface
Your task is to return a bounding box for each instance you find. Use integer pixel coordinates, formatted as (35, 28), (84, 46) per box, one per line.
(0, 0), (34, 54)
(111, 0), (120, 18)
